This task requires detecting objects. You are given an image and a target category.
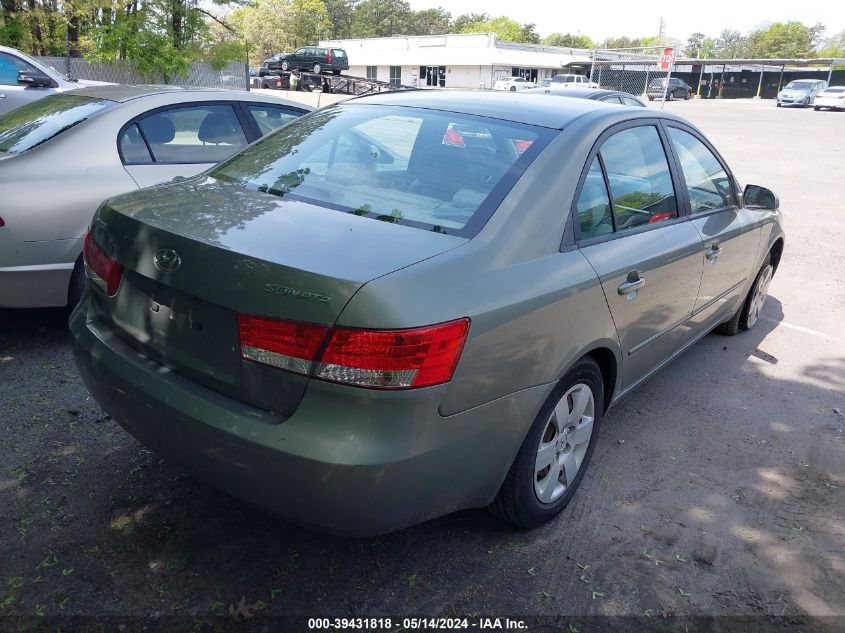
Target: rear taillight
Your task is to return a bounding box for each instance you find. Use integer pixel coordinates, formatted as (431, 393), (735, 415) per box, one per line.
(83, 232), (123, 297)
(238, 317), (470, 390)
(327, 50), (332, 63)
(275, 78), (281, 87)
(442, 129), (465, 147)
(0, 216), (5, 228)
(238, 315), (327, 375)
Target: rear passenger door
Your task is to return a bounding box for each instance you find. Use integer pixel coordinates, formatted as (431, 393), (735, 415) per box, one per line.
(664, 124), (762, 340)
(575, 122), (705, 389)
(119, 103), (250, 188)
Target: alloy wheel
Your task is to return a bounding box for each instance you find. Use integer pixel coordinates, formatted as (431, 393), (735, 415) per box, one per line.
(746, 264), (773, 328)
(534, 383), (595, 504)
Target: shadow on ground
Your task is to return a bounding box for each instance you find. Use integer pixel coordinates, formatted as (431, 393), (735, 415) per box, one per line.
(0, 298), (843, 623)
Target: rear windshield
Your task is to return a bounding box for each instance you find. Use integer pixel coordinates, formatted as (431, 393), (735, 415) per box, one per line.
(0, 94), (114, 155)
(211, 104), (551, 237)
(824, 87), (844, 93)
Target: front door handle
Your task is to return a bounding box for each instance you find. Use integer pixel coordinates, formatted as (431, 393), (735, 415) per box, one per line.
(0, 94), (6, 98)
(705, 244), (722, 262)
(618, 276), (646, 295)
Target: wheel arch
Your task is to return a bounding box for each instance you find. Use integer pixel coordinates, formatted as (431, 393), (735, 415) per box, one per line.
(769, 237), (784, 275)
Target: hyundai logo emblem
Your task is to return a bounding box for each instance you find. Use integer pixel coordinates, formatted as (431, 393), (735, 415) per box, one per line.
(154, 248), (182, 273)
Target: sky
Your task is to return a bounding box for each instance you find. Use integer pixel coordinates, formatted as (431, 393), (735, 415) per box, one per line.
(407, 0), (845, 43)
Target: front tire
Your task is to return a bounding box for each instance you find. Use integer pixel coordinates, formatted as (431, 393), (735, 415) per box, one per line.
(715, 254), (773, 335)
(684, 90), (691, 100)
(280, 60), (290, 72)
(509, 85), (516, 92)
(490, 357), (604, 529)
(667, 90), (675, 101)
(313, 63), (322, 74)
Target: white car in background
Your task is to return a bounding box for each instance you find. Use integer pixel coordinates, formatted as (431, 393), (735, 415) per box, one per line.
(493, 76), (534, 92)
(813, 86), (845, 111)
(0, 44), (110, 115)
(549, 74), (600, 89)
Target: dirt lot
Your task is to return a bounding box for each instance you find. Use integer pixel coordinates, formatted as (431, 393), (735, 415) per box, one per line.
(1, 99), (844, 631)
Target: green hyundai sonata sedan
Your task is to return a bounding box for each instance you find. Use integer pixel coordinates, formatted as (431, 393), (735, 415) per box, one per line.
(71, 91), (784, 536)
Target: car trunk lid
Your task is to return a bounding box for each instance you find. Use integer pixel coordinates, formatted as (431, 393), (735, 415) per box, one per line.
(90, 176), (466, 416)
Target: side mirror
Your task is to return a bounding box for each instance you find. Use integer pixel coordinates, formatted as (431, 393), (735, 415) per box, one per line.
(744, 184), (779, 211)
(18, 71), (54, 88)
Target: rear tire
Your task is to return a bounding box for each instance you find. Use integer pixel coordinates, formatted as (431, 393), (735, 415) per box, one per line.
(490, 357), (604, 529)
(715, 254), (773, 336)
(814, 105), (820, 111)
(332, 69), (341, 75)
(648, 96), (654, 101)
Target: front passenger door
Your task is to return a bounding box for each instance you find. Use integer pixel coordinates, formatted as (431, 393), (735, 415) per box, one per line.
(665, 125), (762, 339)
(576, 124), (704, 389)
(0, 52), (57, 115)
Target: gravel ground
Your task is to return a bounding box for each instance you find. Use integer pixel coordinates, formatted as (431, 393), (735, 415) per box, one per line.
(1, 99), (844, 631)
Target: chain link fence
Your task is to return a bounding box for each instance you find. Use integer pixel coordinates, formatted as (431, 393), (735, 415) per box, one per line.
(589, 47), (675, 100)
(34, 56), (249, 90)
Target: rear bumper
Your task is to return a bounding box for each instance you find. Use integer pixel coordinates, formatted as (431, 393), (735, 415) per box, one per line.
(814, 98), (842, 108)
(70, 297), (547, 536)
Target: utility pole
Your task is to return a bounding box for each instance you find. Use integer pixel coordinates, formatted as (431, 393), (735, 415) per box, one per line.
(658, 17), (666, 40)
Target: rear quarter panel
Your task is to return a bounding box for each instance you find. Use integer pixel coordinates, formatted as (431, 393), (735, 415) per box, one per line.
(337, 111), (631, 415)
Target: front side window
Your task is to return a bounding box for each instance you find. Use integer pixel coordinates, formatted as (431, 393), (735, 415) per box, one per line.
(0, 52), (38, 85)
(576, 157), (613, 240)
(212, 105), (548, 236)
(599, 126), (677, 232)
(0, 94), (114, 154)
(667, 127), (733, 214)
(125, 104), (247, 164)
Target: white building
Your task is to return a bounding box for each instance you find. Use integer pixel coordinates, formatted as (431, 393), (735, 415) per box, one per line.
(318, 33), (593, 89)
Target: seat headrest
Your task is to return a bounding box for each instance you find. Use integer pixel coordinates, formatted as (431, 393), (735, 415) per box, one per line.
(198, 112), (240, 144)
(141, 115), (176, 144)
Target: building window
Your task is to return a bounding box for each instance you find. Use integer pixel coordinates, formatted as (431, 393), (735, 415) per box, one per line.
(366, 66), (377, 81)
(389, 66), (401, 85)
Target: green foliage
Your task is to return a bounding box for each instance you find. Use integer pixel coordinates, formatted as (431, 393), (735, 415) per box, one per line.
(406, 8), (451, 36)
(746, 21), (824, 58)
(819, 29), (845, 58)
(683, 33), (716, 58)
(459, 15), (538, 44)
(543, 33), (594, 49)
(234, 0), (331, 64)
(714, 29), (748, 58)
(351, 0), (413, 38)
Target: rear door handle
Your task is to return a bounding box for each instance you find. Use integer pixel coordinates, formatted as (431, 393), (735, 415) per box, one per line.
(618, 276), (646, 295)
(0, 94), (6, 98)
(705, 244), (722, 262)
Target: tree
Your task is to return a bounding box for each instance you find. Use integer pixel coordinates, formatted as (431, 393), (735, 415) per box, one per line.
(350, 0), (412, 38)
(819, 29), (845, 57)
(450, 12), (487, 33)
(683, 33), (716, 58)
(233, 0), (330, 64)
(746, 21), (822, 58)
(459, 15), (538, 44)
(324, 0), (357, 38)
(714, 28), (748, 58)
(600, 35), (647, 49)
(543, 33), (594, 49)
(406, 7), (450, 36)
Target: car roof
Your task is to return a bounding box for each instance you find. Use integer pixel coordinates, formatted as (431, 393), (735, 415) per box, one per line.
(523, 86), (624, 99)
(346, 90), (627, 129)
(69, 84), (237, 102)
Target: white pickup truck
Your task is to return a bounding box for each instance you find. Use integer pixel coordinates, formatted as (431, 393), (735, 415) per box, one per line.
(0, 45), (108, 115)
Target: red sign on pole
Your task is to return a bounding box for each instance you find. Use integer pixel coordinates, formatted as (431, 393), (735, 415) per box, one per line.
(658, 47), (675, 71)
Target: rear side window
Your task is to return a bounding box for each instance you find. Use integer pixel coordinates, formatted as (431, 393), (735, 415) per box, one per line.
(212, 105), (550, 236)
(247, 105), (301, 136)
(599, 126), (677, 232)
(124, 104), (247, 164)
(119, 124), (152, 163)
(0, 94), (114, 154)
(332, 49), (346, 58)
(622, 96), (642, 107)
(667, 128), (733, 213)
